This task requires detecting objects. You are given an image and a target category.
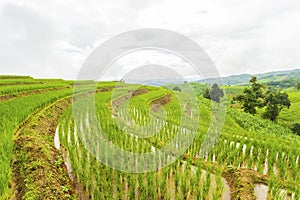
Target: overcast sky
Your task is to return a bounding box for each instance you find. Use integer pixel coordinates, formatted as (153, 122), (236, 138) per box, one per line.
(0, 0), (299, 80)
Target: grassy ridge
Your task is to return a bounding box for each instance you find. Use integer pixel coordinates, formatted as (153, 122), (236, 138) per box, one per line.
(278, 91), (300, 126)
(0, 78), (73, 199)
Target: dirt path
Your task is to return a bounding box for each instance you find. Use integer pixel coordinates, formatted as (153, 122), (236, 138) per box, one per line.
(11, 97), (74, 199)
(10, 85), (120, 199)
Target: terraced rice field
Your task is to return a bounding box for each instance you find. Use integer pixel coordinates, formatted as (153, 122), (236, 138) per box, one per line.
(0, 76), (299, 199)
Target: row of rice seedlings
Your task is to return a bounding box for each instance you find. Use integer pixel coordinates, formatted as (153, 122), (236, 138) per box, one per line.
(204, 131), (299, 190)
(61, 118), (221, 199)
(0, 81), (70, 95)
(0, 87), (73, 198)
(58, 87), (227, 199)
(268, 176), (300, 199)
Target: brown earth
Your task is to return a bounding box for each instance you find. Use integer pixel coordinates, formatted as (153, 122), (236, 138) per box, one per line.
(12, 97), (75, 199)
(181, 154), (270, 200)
(11, 85), (121, 199)
(222, 167), (268, 200)
(0, 82), (42, 86)
(111, 88), (149, 109)
(151, 93), (172, 112)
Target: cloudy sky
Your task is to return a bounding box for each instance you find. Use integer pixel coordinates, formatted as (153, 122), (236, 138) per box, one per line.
(0, 0), (299, 80)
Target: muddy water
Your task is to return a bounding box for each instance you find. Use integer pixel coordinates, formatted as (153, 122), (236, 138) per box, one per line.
(56, 120), (232, 199)
(54, 126), (89, 200)
(180, 161), (231, 199)
(54, 126), (60, 149)
(254, 184), (268, 200)
(54, 126), (74, 181)
(222, 184), (231, 200)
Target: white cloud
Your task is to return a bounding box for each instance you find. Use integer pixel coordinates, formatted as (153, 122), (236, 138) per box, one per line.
(103, 50), (199, 81)
(0, 0), (299, 79)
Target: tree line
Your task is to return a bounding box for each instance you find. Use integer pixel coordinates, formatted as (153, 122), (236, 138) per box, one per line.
(202, 77), (291, 121)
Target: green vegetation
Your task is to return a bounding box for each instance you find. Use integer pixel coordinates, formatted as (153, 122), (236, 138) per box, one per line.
(276, 91), (300, 132)
(172, 86), (181, 92)
(262, 90), (291, 121)
(166, 82), (205, 96)
(234, 76), (291, 121)
(12, 98), (74, 199)
(296, 82), (300, 91)
(291, 123), (300, 136)
(0, 73), (299, 199)
(234, 77), (265, 115)
(0, 81), (73, 198)
(198, 68), (300, 86)
(0, 75), (33, 80)
(203, 83), (225, 103)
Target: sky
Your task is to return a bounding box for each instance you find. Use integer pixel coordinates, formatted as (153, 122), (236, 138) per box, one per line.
(0, 0), (299, 80)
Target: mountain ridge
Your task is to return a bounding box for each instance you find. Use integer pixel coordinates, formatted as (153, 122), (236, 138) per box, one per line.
(198, 68), (300, 85)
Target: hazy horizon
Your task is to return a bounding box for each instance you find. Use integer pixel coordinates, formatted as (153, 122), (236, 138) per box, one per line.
(1, 67), (299, 81)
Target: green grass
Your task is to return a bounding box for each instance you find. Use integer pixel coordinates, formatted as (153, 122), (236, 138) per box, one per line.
(1, 76), (300, 199)
(0, 78), (74, 198)
(59, 82), (299, 199)
(277, 91), (300, 126)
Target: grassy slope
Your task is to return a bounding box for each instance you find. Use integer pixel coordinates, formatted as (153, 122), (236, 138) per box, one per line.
(12, 98), (74, 199)
(277, 91), (300, 126)
(198, 68), (300, 86)
(0, 80), (73, 199)
(0, 76), (299, 199)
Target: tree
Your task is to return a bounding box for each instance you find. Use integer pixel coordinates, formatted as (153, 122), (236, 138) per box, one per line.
(234, 77), (291, 121)
(234, 76), (291, 120)
(172, 86), (181, 92)
(203, 83), (224, 103)
(234, 76), (265, 115)
(203, 87), (211, 100)
(296, 82), (300, 91)
(291, 123), (300, 136)
(210, 83), (224, 103)
(262, 90), (291, 121)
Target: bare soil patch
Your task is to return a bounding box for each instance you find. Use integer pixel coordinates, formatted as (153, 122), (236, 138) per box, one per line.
(222, 167), (268, 200)
(151, 94), (172, 112)
(111, 88), (149, 108)
(12, 98), (75, 199)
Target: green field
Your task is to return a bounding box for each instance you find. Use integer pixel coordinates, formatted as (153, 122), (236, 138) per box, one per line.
(0, 76), (299, 199)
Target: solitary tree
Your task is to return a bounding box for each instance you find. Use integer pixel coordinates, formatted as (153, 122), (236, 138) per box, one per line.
(262, 90), (291, 121)
(210, 83), (224, 103)
(172, 86), (182, 92)
(234, 76), (265, 115)
(296, 82), (300, 91)
(203, 83), (224, 103)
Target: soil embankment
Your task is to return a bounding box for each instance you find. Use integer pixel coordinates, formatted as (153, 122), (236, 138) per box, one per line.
(12, 98), (74, 199)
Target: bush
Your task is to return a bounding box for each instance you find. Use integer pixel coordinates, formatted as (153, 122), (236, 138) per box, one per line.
(291, 123), (300, 136)
(172, 86), (181, 92)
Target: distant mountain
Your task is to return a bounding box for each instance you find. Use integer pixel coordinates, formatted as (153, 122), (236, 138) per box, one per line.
(198, 68), (300, 85)
(125, 79), (185, 86)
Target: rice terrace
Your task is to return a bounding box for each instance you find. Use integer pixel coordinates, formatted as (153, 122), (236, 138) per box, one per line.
(0, 68), (299, 199)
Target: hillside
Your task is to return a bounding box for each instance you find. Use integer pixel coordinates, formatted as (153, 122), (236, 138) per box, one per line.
(198, 68), (300, 86)
(0, 75), (299, 199)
